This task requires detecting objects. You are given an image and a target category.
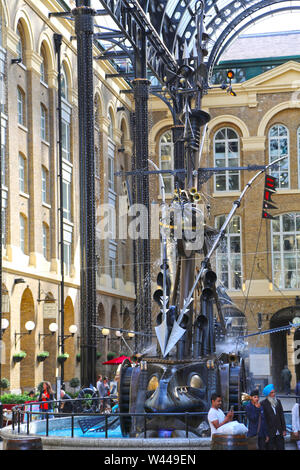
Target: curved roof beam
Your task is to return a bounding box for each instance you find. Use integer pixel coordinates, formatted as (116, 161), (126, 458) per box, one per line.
(212, 6), (300, 73)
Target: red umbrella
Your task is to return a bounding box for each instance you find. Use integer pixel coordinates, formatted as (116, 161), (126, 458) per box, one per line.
(102, 355), (131, 365)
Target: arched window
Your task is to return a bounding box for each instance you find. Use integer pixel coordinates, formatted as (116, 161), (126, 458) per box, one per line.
(214, 127), (240, 192)
(297, 127), (300, 188)
(0, 6), (3, 48)
(108, 108), (114, 140)
(61, 64), (68, 100)
(268, 124), (289, 189)
(215, 215), (242, 290)
(159, 130), (174, 194)
(108, 109), (115, 192)
(40, 43), (48, 84)
(271, 213), (300, 289)
(16, 22), (25, 64)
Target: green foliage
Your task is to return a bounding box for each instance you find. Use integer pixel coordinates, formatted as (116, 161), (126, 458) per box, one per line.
(107, 351), (117, 361)
(76, 353), (80, 362)
(96, 352), (102, 360)
(57, 353), (69, 363)
(69, 377), (80, 389)
(37, 351), (49, 361)
(0, 393), (34, 404)
(0, 378), (10, 389)
(13, 351), (27, 359)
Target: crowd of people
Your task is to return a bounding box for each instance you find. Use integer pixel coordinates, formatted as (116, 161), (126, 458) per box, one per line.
(208, 382), (300, 450)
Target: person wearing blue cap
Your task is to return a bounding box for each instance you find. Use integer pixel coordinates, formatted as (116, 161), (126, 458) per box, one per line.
(261, 384), (286, 450)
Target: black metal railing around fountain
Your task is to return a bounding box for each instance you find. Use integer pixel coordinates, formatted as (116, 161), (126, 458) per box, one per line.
(1, 395), (296, 440)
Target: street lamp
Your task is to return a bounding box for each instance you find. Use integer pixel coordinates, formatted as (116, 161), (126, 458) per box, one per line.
(1, 318), (9, 333)
(15, 321), (35, 347)
(59, 324), (78, 343)
(38, 322), (58, 347)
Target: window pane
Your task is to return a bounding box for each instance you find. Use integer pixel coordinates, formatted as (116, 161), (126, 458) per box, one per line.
(215, 174), (226, 191)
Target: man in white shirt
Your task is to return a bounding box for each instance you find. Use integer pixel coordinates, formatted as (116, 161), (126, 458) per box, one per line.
(292, 401), (300, 450)
(207, 393), (234, 437)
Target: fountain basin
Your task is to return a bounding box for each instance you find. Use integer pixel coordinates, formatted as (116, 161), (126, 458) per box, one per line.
(0, 418), (210, 450)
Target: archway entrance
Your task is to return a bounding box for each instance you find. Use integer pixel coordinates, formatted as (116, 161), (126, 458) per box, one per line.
(270, 306), (300, 391)
(294, 327), (300, 383)
(20, 288), (35, 391)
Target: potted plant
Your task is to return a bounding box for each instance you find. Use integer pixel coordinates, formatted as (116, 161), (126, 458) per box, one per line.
(76, 353), (81, 363)
(96, 352), (101, 360)
(37, 351), (49, 362)
(57, 353), (69, 364)
(0, 378), (10, 394)
(70, 377), (80, 394)
(13, 351), (27, 363)
(106, 351), (117, 361)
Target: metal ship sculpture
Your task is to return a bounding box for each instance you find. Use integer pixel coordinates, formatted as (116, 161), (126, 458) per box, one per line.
(116, 16), (250, 438)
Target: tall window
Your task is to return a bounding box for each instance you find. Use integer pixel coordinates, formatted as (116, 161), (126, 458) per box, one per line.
(19, 154), (26, 193)
(215, 215), (242, 290)
(1, 120), (6, 186)
(214, 128), (240, 192)
(40, 104), (47, 141)
(17, 87), (25, 126)
(159, 130), (174, 194)
(40, 43), (47, 84)
(271, 213), (300, 289)
(62, 120), (70, 161)
(269, 124), (289, 189)
(61, 65), (68, 101)
(109, 243), (117, 289)
(20, 214), (27, 254)
(63, 241), (71, 276)
(16, 23), (24, 63)
(42, 223), (49, 260)
(62, 171), (71, 221)
(297, 127), (300, 188)
(42, 166), (49, 204)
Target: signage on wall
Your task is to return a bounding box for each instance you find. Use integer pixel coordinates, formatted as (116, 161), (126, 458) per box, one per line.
(43, 301), (57, 318)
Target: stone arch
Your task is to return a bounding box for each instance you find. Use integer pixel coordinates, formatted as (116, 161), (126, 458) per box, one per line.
(1, 283), (10, 384)
(207, 115), (250, 139)
(64, 296), (76, 382)
(270, 306), (300, 391)
(97, 303), (106, 366)
(110, 305), (119, 355)
(118, 114), (130, 139)
(257, 101), (300, 137)
(61, 57), (73, 102)
(0, 0), (9, 29)
(14, 10), (34, 52)
(149, 118), (174, 155)
(294, 327), (300, 383)
(38, 35), (55, 80)
(94, 92), (103, 129)
(122, 307), (131, 330)
(19, 287), (35, 391)
(42, 292), (57, 386)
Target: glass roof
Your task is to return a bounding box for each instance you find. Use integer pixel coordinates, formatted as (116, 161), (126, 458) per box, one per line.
(139, 0), (300, 74)
(89, 1), (300, 82)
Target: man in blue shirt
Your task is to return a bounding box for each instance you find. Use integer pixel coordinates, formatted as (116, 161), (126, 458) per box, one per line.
(245, 389), (268, 450)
